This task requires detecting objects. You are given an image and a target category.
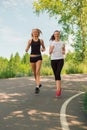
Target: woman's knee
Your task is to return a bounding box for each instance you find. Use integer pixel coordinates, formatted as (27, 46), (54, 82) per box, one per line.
(55, 73), (61, 80)
(55, 77), (61, 80)
(36, 71), (40, 76)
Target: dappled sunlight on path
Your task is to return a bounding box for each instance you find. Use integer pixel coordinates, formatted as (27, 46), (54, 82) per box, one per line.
(0, 74), (87, 130)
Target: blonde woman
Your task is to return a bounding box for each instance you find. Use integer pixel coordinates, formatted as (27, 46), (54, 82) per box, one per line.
(49, 30), (65, 97)
(25, 28), (45, 94)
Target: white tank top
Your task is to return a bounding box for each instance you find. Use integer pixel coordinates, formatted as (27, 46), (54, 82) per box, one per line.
(50, 40), (65, 60)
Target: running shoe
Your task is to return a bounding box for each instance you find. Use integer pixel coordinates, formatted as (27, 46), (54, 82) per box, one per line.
(35, 87), (40, 94)
(39, 84), (42, 88)
(56, 89), (61, 97)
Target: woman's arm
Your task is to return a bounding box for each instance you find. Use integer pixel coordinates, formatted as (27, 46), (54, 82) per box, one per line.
(40, 39), (45, 52)
(49, 45), (54, 55)
(25, 40), (31, 52)
(62, 44), (65, 55)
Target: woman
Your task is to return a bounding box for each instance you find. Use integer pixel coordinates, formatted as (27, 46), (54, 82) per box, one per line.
(49, 30), (65, 97)
(25, 28), (45, 94)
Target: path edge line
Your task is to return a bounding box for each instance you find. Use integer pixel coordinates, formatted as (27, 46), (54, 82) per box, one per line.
(60, 92), (85, 130)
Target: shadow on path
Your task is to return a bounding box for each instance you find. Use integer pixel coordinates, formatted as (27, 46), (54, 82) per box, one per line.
(0, 74), (87, 130)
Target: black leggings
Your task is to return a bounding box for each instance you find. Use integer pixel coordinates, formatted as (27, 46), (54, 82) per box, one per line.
(51, 59), (64, 80)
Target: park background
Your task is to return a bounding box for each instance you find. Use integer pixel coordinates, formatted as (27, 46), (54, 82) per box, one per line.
(0, 0), (87, 112)
(0, 0), (87, 78)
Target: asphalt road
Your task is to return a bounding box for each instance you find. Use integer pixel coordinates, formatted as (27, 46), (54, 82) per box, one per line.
(0, 74), (87, 130)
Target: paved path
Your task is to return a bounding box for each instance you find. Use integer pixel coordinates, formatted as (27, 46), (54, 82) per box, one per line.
(0, 74), (87, 130)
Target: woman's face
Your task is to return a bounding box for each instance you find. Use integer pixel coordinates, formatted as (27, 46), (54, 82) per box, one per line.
(54, 31), (60, 38)
(32, 29), (39, 37)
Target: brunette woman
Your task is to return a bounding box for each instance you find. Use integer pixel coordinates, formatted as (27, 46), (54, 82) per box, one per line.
(49, 30), (65, 97)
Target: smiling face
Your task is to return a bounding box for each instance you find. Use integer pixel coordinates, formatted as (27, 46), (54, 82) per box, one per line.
(32, 29), (39, 37)
(54, 31), (60, 39)
(31, 29), (41, 37)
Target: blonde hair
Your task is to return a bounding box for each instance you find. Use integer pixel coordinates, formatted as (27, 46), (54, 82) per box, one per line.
(31, 28), (42, 37)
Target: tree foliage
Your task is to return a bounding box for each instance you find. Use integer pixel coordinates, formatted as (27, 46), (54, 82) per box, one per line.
(33, 0), (87, 61)
(0, 51), (87, 78)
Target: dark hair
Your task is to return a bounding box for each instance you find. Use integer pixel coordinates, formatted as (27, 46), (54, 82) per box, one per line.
(49, 30), (60, 41)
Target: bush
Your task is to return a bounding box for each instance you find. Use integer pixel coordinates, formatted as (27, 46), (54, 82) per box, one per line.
(0, 52), (87, 78)
(41, 66), (53, 75)
(64, 62), (83, 74)
(0, 69), (16, 78)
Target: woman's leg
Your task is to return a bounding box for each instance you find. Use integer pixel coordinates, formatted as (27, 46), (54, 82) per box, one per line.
(30, 63), (36, 79)
(30, 60), (42, 86)
(55, 59), (64, 90)
(51, 59), (64, 96)
(51, 60), (60, 91)
(30, 57), (42, 94)
(36, 60), (42, 86)
(56, 80), (61, 90)
(51, 60), (57, 80)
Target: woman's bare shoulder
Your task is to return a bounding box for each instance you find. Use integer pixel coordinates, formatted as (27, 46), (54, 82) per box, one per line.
(40, 39), (44, 44)
(28, 39), (32, 44)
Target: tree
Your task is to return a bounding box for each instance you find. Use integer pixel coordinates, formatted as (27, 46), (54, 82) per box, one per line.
(33, 0), (87, 61)
(14, 52), (21, 64)
(21, 53), (30, 64)
(14, 52), (21, 74)
(6, 54), (16, 77)
(0, 57), (8, 72)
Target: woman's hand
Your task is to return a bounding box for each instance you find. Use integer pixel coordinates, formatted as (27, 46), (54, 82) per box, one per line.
(40, 48), (45, 52)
